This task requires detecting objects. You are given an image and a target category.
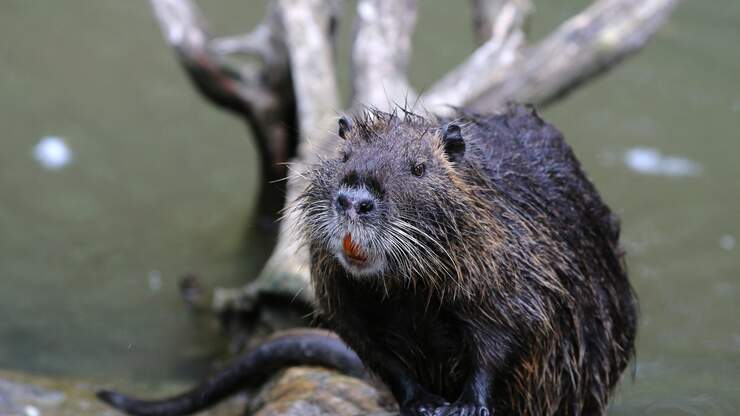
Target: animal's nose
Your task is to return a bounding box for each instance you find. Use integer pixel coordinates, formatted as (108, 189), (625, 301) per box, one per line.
(335, 189), (375, 217)
(357, 199), (374, 214)
(336, 194), (351, 211)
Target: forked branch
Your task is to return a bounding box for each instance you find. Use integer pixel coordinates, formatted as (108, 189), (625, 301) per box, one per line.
(469, 0), (680, 110)
(423, 0), (679, 116)
(149, 0), (295, 182)
(421, 0), (532, 116)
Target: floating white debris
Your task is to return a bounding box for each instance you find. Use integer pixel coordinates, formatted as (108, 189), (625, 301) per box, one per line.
(33, 136), (73, 170)
(148, 270), (163, 292)
(24, 405), (41, 416)
(719, 234), (736, 251)
(357, 1), (377, 20)
(624, 147), (701, 177)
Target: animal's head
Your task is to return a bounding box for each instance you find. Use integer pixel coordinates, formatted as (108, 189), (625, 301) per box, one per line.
(298, 109), (473, 282)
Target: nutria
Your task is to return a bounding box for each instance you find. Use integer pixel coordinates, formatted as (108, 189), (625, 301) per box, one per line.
(97, 105), (636, 416)
(298, 105), (637, 415)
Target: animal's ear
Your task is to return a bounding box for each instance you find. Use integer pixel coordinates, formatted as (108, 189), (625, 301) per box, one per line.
(443, 123), (465, 163)
(338, 116), (352, 140)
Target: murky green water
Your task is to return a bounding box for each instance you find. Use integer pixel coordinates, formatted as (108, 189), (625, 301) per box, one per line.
(1, 0), (738, 413)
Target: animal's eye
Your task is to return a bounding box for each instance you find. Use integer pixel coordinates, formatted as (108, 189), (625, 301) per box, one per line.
(341, 151), (350, 163)
(411, 162), (425, 177)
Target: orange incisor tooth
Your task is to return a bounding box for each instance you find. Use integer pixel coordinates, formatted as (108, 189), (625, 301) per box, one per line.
(343, 234), (366, 260)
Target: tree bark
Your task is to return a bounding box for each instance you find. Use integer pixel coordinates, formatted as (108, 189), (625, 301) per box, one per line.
(351, 0), (418, 109)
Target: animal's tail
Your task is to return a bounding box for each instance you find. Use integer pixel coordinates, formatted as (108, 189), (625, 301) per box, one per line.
(97, 329), (365, 416)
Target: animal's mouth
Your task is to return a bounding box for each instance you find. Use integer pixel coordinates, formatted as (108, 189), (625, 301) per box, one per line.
(342, 233), (368, 265)
(336, 232), (384, 276)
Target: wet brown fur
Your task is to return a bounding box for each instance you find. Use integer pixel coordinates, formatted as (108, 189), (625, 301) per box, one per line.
(298, 105), (637, 415)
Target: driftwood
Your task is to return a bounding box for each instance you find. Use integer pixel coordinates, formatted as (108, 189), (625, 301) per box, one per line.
(146, 0), (678, 414)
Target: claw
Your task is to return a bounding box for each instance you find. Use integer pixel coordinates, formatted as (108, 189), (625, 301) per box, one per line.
(432, 403), (491, 416)
(399, 394), (451, 416)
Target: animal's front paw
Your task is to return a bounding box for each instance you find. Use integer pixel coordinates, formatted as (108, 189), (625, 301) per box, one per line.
(399, 393), (450, 416)
(434, 402), (492, 416)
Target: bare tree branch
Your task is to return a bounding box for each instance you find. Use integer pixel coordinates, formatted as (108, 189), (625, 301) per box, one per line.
(150, 0), (256, 115)
(351, 0), (419, 110)
(471, 0), (680, 110)
(423, 0), (679, 116)
(420, 0), (531, 116)
(149, 0), (297, 242)
(251, 0), (343, 299)
(149, 0), (295, 178)
(470, 0), (533, 46)
(278, 0), (341, 150)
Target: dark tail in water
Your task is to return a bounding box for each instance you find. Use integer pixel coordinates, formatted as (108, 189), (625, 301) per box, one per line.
(97, 329), (365, 416)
